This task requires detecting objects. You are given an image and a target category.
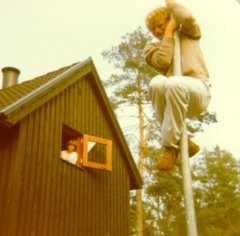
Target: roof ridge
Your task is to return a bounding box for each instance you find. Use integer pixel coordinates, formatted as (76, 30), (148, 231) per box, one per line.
(0, 62), (78, 92)
(0, 62), (79, 109)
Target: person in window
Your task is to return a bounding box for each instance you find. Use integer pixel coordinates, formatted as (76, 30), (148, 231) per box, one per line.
(144, 0), (211, 171)
(61, 140), (78, 165)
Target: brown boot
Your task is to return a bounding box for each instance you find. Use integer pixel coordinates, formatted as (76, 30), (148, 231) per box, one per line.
(157, 147), (178, 171)
(188, 139), (200, 157)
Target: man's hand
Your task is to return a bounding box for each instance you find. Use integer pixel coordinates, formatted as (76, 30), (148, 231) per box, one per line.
(165, 0), (175, 9)
(167, 18), (179, 32)
(163, 18), (179, 38)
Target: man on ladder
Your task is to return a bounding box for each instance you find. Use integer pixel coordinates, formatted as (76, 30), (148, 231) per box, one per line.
(144, 0), (211, 171)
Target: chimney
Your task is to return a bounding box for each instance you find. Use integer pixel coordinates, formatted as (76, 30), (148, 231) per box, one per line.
(2, 67), (21, 88)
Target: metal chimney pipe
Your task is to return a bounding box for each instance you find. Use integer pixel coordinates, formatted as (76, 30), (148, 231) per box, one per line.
(2, 67), (20, 88)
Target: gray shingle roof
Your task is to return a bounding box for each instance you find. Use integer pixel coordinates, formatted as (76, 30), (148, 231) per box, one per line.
(0, 64), (75, 110)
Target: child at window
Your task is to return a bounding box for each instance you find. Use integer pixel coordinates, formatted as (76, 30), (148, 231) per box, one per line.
(61, 140), (78, 165)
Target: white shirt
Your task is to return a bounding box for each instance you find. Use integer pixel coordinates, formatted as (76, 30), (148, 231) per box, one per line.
(61, 150), (78, 165)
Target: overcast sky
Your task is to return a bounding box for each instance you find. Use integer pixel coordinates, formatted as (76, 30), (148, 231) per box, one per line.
(1, 0), (240, 159)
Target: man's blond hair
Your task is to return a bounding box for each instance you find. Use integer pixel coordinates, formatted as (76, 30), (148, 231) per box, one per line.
(145, 7), (170, 32)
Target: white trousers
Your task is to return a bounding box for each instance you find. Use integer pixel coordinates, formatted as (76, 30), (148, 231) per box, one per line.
(148, 75), (211, 149)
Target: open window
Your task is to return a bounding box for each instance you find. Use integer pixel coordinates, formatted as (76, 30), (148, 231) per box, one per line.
(61, 124), (112, 171)
(82, 134), (112, 171)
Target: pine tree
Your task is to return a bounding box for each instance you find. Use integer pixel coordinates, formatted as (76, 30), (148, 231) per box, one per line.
(192, 146), (240, 236)
(102, 27), (156, 236)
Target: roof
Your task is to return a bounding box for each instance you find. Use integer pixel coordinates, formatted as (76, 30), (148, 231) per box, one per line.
(0, 57), (142, 189)
(0, 64), (73, 110)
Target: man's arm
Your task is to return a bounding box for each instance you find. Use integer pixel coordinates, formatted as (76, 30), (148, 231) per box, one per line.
(166, 0), (201, 38)
(144, 1), (180, 74)
(144, 39), (174, 74)
(144, 9), (179, 72)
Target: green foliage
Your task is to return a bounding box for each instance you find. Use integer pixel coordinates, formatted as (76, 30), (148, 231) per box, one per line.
(143, 145), (186, 235)
(192, 146), (240, 236)
(102, 27), (157, 111)
(187, 111), (217, 135)
(143, 146), (240, 235)
(102, 26), (155, 76)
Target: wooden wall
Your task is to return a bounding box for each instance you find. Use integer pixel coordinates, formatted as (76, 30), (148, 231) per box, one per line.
(0, 74), (132, 236)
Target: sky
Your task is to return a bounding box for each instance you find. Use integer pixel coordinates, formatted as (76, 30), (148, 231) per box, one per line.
(1, 0), (240, 159)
